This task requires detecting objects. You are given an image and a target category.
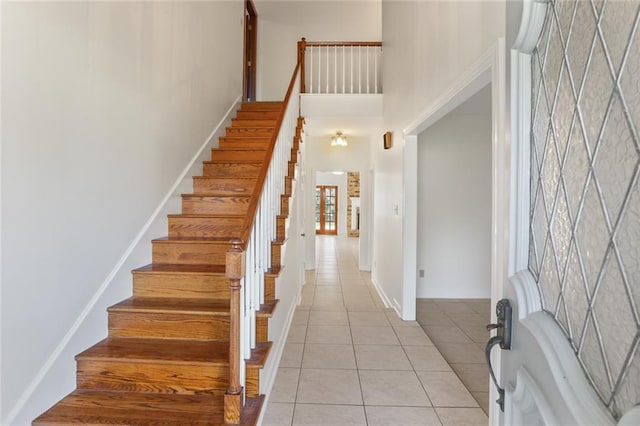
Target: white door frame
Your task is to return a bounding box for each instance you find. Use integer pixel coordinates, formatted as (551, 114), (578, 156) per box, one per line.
(402, 39), (507, 419)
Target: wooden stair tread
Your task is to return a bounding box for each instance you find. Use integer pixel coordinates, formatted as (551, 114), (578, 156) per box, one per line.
(77, 337), (229, 365)
(203, 160), (262, 165)
(109, 297), (231, 315)
(134, 263), (226, 274)
(213, 149), (268, 152)
(34, 390), (264, 426)
(258, 299), (278, 317)
(241, 101), (282, 107)
(181, 193), (252, 198)
(216, 146), (270, 151)
(245, 342), (272, 367)
(265, 265), (283, 276)
(33, 390), (225, 425)
(240, 101), (283, 110)
(194, 175), (258, 179)
(167, 213), (246, 218)
(217, 145), (268, 150)
(153, 236), (232, 243)
(133, 263), (225, 275)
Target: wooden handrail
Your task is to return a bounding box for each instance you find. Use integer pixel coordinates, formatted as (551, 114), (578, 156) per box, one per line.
(239, 60), (302, 248)
(304, 41), (382, 47)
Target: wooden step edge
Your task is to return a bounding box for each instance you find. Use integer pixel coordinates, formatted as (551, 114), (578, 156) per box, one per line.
(265, 266), (283, 277)
(230, 123), (277, 128)
(232, 117), (278, 121)
(256, 299), (278, 318)
(152, 236), (233, 244)
(240, 395), (265, 426)
(75, 338), (230, 366)
(75, 352), (230, 367)
(212, 148), (269, 153)
(108, 297), (231, 316)
(245, 342), (272, 368)
(193, 176), (258, 180)
(133, 263), (227, 274)
(33, 390), (229, 426)
(202, 160), (263, 165)
(241, 101), (283, 109)
(181, 193), (252, 199)
(168, 213), (246, 219)
(272, 237), (288, 246)
(225, 126), (276, 131)
(217, 145), (270, 151)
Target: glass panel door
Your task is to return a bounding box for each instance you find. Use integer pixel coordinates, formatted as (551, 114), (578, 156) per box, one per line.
(316, 185), (338, 235)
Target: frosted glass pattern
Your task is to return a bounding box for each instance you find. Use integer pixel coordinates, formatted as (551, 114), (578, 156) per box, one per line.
(529, 0), (640, 419)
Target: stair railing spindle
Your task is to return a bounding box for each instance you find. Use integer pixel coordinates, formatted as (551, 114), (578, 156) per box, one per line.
(351, 45), (354, 93)
(366, 46), (370, 94)
(374, 47), (378, 94)
(309, 46), (313, 94)
(342, 46), (346, 94)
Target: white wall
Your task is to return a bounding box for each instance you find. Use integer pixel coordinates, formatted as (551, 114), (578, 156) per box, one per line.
(255, 0), (381, 100)
(0, 2), (243, 423)
(374, 0), (505, 317)
(417, 113), (492, 299)
(316, 172), (348, 236)
(304, 135), (372, 270)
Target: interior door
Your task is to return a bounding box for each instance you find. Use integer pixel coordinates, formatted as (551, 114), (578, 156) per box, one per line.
(496, 1), (639, 425)
(243, 0), (257, 101)
(315, 186), (337, 235)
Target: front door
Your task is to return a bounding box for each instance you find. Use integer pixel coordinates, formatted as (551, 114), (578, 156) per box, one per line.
(498, 1), (639, 425)
(315, 186), (337, 235)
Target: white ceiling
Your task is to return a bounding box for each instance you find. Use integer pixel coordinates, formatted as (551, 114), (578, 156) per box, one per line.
(300, 94), (384, 139)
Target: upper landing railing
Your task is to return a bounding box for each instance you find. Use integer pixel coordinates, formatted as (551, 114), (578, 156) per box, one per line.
(297, 38), (382, 94)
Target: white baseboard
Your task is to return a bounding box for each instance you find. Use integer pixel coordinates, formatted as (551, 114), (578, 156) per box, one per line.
(5, 96), (242, 425)
(371, 276), (392, 312)
(257, 289), (301, 426)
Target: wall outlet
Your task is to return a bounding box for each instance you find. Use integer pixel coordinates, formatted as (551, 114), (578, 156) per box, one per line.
(419, 269), (425, 278)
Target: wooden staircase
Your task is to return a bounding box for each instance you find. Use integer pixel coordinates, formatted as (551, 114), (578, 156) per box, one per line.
(34, 101), (302, 425)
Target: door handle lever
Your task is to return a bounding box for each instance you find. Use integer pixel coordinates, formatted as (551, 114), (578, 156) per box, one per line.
(485, 299), (512, 412)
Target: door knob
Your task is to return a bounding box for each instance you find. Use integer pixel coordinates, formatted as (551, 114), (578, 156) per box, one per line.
(485, 299), (512, 412)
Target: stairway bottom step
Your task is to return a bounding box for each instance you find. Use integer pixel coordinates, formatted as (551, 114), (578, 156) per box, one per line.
(33, 390), (264, 425)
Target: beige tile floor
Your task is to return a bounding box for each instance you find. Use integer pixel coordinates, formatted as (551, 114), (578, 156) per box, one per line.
(262, 236), (488, 426)
(416, 299), (492, 414)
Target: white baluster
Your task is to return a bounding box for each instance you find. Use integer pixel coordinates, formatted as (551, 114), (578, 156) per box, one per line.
(350, 45), (354, 94)
(326, 45), (329, 94)
(367, 46), (370, 94)
(309, 46), (313, 94)
(334, 45), (337, 93)
(358, 45), (362, 94)
(342, 46), (347, 93)
(374, 47), (378, 94)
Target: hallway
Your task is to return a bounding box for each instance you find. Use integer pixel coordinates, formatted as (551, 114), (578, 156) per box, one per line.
(263, 236), (488, 425)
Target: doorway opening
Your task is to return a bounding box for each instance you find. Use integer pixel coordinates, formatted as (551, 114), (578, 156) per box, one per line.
(414, 84), (492, 414)
(315, 185), (338, 235)
(243, 0), (257, 101)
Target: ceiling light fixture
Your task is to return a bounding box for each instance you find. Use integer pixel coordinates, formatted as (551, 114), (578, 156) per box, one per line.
(330, 131), (348, 147)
